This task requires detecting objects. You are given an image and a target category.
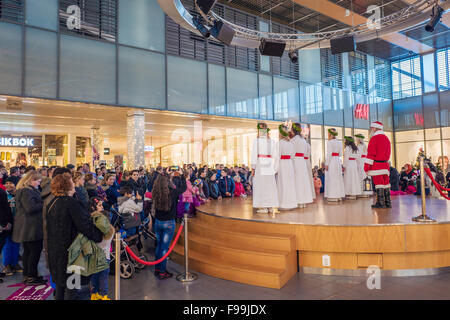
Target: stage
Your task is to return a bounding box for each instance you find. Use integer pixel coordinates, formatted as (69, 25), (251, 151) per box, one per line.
(172, 195), (450, 289)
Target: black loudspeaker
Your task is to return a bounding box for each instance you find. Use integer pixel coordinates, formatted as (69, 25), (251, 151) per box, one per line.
(330, 36), (356, 55)
(259, 39), (286, 57)
(195, 0), (218, 15)
(210, 20), (235, 46)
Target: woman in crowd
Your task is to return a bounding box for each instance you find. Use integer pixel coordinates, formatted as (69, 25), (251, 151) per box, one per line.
(343, 136), (362, 198)
(207, 172), (221, 200)
(85, 173), (99, 199)
(102, 173), (120, 210)
(152, 172), (186, 280)
(73, 172), (89, 208)
(400, 164), (415, 192)
(12, 171), (46, 285)
(46, 173), (103, 300)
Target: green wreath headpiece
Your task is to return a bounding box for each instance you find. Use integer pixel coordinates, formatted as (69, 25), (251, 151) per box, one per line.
(328, 128), (338, 137)
(279, 125), (289, 137)
(292, 123), (302, 133)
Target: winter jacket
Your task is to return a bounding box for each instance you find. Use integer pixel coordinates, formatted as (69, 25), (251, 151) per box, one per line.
(218, 175), (235, 197)
(74, 186), (89, 208)
(389, 167), (400, 191)
(181, 180), (194, 203)
(0, 188), (13, 234)
(117, 196), (143, 229)
(85, 182), (99, 199)
(67, 211), (112, 277)
(103, 185), (121, 210)
(155, 175), (187, 221)
(233, 182), (246, 197)
(46, 196), (103, 286)
(207, 180), (220, 199)
(12, 186), (43, 243)
(41, 177), (54, 265)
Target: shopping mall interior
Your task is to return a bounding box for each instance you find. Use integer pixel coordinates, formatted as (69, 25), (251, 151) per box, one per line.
(0, 0), (450, 303)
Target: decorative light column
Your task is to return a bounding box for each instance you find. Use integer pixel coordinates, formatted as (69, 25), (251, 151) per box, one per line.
(90, 127), (103, 169)
(127, 110), (145, 170)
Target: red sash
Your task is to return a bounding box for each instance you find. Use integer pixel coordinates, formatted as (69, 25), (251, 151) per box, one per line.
(295, 153), (304, 158)
(361, 155), (366, 158)
(304, 157), (309, 160)
(332, 153), (339, 157)
(258, 155), (271, 158)
(280, 155), (291, 160)
(349, 158), (356, 160)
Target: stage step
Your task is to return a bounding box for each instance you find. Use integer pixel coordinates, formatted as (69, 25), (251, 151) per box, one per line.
(171, 216), (298, 289)
(177, 232), (291, 269)
(171, 246), (294, 289)
(187, 219), (295, 252)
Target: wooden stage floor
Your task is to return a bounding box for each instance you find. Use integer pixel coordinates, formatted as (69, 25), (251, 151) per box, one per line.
(198, 195), (450, 226)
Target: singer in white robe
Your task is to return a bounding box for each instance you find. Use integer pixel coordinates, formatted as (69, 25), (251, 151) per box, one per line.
(292, 134), (314, 205)
(275, 137), (298, 210)
(356, 136), (372, 196)
(305, 142), (315, 199)
(343, 145), (362, 196)
(324, 132), (346, 200)
(251, 136), (279, 209)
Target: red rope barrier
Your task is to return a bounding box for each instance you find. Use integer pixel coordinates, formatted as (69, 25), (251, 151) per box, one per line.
(124, 223), (184, 266)
(424, 168), (450, 200)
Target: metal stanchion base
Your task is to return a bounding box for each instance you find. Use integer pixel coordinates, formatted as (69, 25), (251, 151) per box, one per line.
(176, 272), (198, 282)
(412, 215), (437, 223)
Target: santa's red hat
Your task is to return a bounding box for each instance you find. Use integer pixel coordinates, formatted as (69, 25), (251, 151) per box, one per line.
(370, 121), (383, 130)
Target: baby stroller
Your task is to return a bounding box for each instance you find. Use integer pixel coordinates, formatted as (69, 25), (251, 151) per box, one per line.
(109, 208), (150, 279)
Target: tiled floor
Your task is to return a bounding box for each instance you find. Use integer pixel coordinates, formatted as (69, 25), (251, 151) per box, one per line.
(2, 241), (450, 300)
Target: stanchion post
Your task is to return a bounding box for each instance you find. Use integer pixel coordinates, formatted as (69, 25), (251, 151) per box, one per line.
(412, 157), (436, 223)
(176, 213), (198, 282)
(115, 232), (121, 300)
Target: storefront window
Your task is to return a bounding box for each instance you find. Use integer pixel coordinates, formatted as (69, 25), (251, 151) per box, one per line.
(0, 135), (42, 169)
(44, 135), (66, 167)
(76, 137), (91, 167)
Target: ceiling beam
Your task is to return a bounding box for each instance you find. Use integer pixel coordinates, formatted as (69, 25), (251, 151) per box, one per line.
(401, 0), (450, 28)
(291, 0), (434, 54)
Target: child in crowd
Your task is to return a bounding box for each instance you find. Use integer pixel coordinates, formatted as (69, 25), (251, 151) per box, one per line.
(193, 179), (207, 206)
(88, 197), (114, 301)
(218, 170), (235, 198)
(233, 176), (247, 198)
(313, 171), (322, 198)
(207, 172), (221, 200)
(117, 185), (143, 237)
(181, 172), (194, 214)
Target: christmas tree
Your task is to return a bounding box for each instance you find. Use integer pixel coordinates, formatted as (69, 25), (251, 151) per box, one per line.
(413, 147), (427, 170)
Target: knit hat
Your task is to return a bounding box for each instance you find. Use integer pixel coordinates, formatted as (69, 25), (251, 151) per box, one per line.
(355, 134), (365, 139)
(328, 128), (338, 136)
(370, 121), (383, 130)
(4, 176), (17, 185)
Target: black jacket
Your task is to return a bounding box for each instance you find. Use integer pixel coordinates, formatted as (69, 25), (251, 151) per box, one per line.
(389, 167), (400, 191)
(0, 188), (13, 232)
(46, 196), (103, 287)
(155, 176), (187, 221)
(12, 187), (43, 243)
(207, 180), (220, 199)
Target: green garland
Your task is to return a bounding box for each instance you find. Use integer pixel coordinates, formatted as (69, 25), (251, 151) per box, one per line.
(328, 128), (338, 136)
(292, 123), (302, 133)
(344, 136), (354, 143)
(257, 123), (270, 132)
(355, 134), (365, 139)
(279, 125), (289, 137)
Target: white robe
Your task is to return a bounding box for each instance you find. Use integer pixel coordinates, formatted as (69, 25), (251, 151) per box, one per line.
(305, 142), (315, 199)
(357, 143), (372, 196)
(324, 139), (346, 199)
(275, 139), (298, 209)
(251, 137), (279, 208)
(291, 136), (314, 205)
(343, 146), (362, 196)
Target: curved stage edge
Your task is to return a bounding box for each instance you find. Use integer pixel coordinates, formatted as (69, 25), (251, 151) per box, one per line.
(171, 196), (450, 289)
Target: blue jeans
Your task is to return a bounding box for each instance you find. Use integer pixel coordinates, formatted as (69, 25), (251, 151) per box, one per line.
(154, 219), (175, 273)
(2, 235), (20, 266)
(184, 202), (190, 213)
(90, 261), (110, 296)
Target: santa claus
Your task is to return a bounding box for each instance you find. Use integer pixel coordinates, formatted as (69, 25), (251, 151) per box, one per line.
(364, 121), (392, 209)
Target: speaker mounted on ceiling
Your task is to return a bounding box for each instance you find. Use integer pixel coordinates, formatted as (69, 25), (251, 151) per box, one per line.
(210, 20), (235, 46)
(330, 35), (356, 55)
(259, 39), (286, 57)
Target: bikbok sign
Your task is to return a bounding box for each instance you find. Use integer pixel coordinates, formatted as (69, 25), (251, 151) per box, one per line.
(0, 137), (35, 147)
(354, 104), (370, 120)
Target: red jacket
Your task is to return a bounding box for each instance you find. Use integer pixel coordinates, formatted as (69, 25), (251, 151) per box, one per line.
(234, 182), (246, 197)
(364, 131), (391, 177)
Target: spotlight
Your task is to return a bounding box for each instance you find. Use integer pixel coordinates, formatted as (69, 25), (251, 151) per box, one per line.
(193, 17), (210, 38)
(425, 5), (444, 33)
(288, 51), (298, 64)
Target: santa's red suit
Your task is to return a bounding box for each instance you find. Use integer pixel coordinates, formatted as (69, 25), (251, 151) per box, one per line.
(364, 121), (392, 208)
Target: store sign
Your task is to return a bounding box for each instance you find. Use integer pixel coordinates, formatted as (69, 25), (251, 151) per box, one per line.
(354, 104), (369, 120)
(145, 146), (154, 152)
(104, 148), (110, 155)
(414, 113), (424, 126)
(0, 137), (34, 147)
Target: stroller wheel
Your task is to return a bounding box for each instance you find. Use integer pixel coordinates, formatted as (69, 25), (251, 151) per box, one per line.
(120, 261), (135, 279)
(135, 254), (148, 269)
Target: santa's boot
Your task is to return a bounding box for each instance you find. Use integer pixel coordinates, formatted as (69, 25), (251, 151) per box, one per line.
(372, 188), (386, 208)
(384, 188), (392, 208)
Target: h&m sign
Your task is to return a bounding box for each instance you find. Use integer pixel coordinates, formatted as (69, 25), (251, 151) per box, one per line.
(354, 104), (369, 120)
(0, 137), (34, 147)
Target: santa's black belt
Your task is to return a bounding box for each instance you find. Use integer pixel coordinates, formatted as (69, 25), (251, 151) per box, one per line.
(374, 160), (388, 163)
